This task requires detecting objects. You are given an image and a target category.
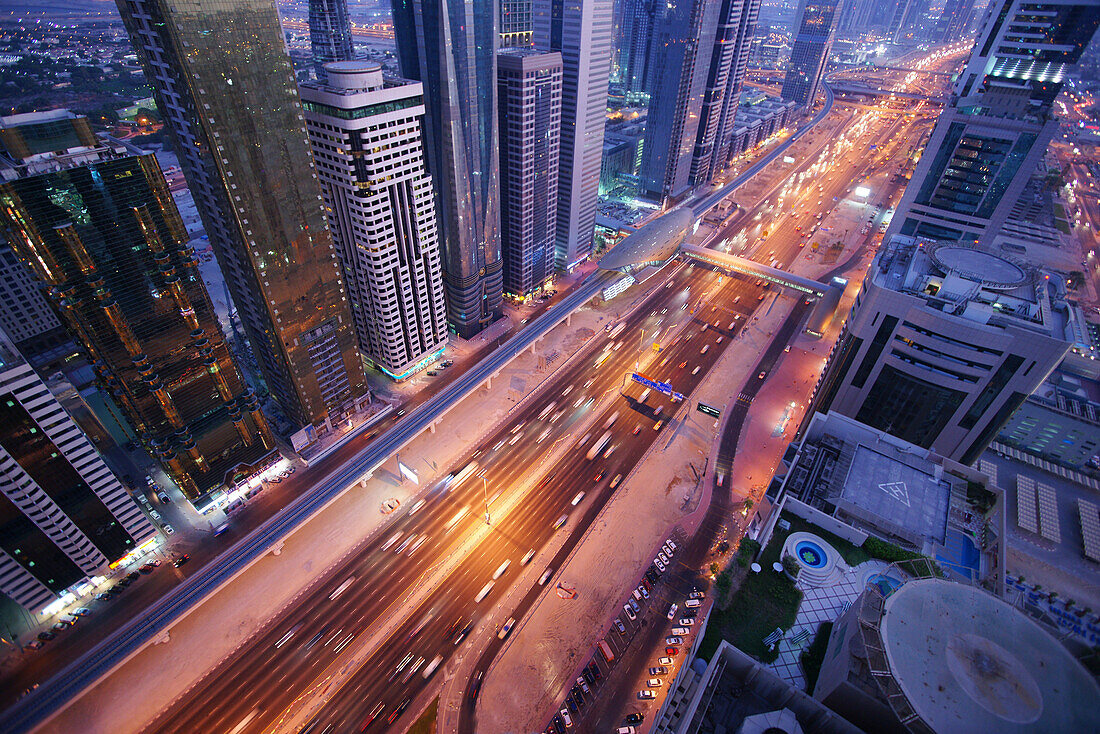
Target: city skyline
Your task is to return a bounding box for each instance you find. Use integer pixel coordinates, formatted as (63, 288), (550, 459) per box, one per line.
(1, 2), (1100, 732)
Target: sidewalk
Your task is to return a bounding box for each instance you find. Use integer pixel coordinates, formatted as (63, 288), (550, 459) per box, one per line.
(33, 264), (678, 734)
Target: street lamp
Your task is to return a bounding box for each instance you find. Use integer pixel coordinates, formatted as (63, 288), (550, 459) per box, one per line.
(480, 471), (490, 525)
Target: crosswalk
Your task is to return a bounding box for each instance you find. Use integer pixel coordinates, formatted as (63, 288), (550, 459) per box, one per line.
(736, 392), (754, 406)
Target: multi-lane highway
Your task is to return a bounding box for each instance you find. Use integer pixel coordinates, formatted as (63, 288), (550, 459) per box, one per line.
(143, 261), (768, 733)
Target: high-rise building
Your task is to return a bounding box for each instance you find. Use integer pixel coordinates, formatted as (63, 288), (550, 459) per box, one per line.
(935, 0), (976, 43)
(533, 0), (615, 271)
(810, 1), (1100, 465)
(502, 0), (533, 46)
(115, 0), (369, 431)
(301, 62), (448, 380)
(309, 0), (356, 76)
(617, 0), (658, 95)
(0, 114), (277, 504)
(779, 0), (841, 108)
(392, 0), (504, 338)
(639, 0), (723, 202)
(692, 0), (761, 184)
(885, 0), (1100, 248)
(498, 49), (562, 298)
(0, 328), (156, 612)
(889, 0), (931, 44)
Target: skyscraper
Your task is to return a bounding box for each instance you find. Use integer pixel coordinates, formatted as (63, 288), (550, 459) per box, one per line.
(712, 0), (761, 172)
(809, 0), (1100, 465)
(115, 0), (369, 431)
(692, 0), (761, 184)
(309, 0), (356, 76)
(617, 0), (658, 95)
(392, 0), (504, 338)
(935, 0), (976, 43)
(301, 62), (449, 380)
(639, 0), (723, 202)
(498, 49), (562, 298)
(533, 0), (615, 271)
(885, 0), (1100, 247)
(779, 0), (841, 108)
(0, 113), (276, 503)
(502, 0), (533, 46)
(0, 328), (156, 612)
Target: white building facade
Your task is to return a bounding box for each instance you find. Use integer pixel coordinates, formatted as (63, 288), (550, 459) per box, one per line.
(301, 62), (448, 380)
(0, 333), (155, 611)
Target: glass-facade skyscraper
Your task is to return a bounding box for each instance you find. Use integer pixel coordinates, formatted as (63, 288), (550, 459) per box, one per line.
(639, 0), (722, 202)
(886, 0), (1100, 247)
(533, 0), (614, 270)
(309, 0), (356, 76)
(692, 0), (761, 184)
(780, 0), (841, 108)
(809, 0), (1100, 466)
(392, 0), (504, 338)
(501, 0), (533, 46)
(498, 49), (562, 297)
(0, 115), (276, 504)
(114, 0), (369, 430)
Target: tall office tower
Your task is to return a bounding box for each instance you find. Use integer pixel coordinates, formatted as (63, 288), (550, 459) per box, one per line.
(810, 0), (1100, 465)
(115, 0), (369, 430)
(301, 63), (448, 380)
(618, 0), (658, 94)
(936, 0), (977, 43)
(890, 0), (931, 44)
(502, 0), (533, 46)
(309, 0), (356, 76)
(639, 0), (723, 202)
(533, 0), (615, 271)
(0, 328), (156, 612)
(885, 0), (1100, 248)
(498, 50), (563, 298)
(808, 237), (1074, 465)
(780, 0), (841, 108)
(712, 0), (761, 172)
(692, 0), (762, 184)
(392, 0), (504, 337)
(0, 114), (277, 503)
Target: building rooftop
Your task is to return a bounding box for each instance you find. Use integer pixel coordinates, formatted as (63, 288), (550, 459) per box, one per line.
(840, 444), (950, 544)
(0, 109), (144, 181)
(783, 412), (956, 546)
(880, 578), (1100, 733)
(874, 234), (1076, 341)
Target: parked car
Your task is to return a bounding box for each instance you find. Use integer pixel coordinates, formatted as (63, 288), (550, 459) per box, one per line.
(666, 636), (683, 645)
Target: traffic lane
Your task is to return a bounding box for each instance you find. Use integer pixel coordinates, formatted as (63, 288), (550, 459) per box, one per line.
(317, 294), (751, 730)
(5, 274), (625, 732)
(152, 264), (720, 732)
(453, 295), (757, 732)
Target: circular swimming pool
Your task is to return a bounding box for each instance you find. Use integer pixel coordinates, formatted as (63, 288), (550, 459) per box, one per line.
(794, 539), (828, 569)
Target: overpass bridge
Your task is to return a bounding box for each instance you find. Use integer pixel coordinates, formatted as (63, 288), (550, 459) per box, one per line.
(680, 244), (847, 337)
(831, 83), (946, 103)
(835, 63), (954, 78)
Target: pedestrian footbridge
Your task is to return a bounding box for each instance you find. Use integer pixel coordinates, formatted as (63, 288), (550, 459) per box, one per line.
(680, 244), (847, 337)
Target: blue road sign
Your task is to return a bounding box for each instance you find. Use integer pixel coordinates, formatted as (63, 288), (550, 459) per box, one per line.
(631, 372), (673, 396)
